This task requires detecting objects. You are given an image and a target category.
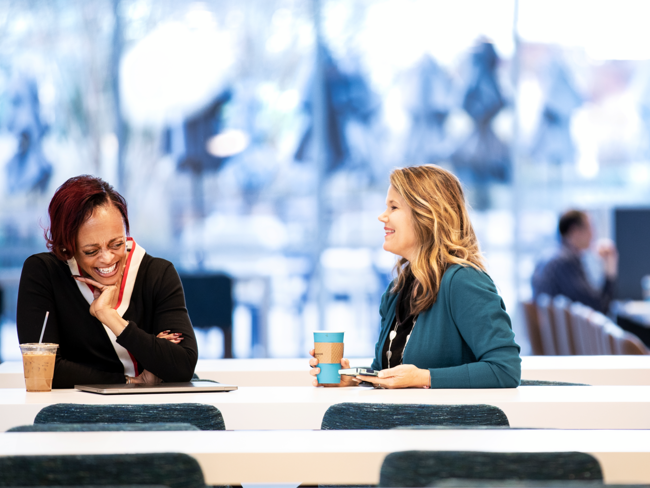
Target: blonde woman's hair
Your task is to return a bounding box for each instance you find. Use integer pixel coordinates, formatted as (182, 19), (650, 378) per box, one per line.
(390, 164), (486, 315)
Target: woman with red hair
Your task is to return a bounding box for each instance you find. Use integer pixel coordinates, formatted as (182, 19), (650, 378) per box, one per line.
(17, 175), (197, 388)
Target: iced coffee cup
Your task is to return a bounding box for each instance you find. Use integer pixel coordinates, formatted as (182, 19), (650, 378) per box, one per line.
(314, 331), (344, 386)
(19, 343), (58, 392)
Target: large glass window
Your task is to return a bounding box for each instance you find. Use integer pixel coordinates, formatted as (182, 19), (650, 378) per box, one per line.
(1, 0), (649, 360)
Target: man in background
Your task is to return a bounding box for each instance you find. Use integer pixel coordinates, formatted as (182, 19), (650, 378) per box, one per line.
(532, 210), (618, 313)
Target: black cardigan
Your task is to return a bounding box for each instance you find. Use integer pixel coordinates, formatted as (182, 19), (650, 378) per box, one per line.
(17, 252), (198, 388)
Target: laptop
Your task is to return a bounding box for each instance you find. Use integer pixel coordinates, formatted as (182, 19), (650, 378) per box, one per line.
(75, 379), (237, 395)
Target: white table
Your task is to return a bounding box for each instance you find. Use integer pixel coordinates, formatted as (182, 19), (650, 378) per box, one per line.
(1, 429), (650, 484)
(198, 356), (650, 386)
(519, 355), (650, 385)
(1, 385), (650, 431)
(2, 355), (650, 388)
(0, 358), (328, 388)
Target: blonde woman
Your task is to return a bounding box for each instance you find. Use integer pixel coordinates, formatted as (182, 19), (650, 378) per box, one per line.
(309, 165), (521, 388)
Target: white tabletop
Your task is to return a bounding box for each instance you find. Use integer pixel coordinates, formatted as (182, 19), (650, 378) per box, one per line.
(198, 355), (650, 386)
(1, 385), (650, 431)
(519, 355), (650, 385)
(1, 429), (649, 484)
(2, 355), (650, 388)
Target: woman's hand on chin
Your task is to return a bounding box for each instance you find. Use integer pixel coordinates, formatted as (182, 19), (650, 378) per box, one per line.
(358, 364), (430, 389)
(73, 275), (120, 319)
(73, 275), (128, 336)
(308, 350), (360, 387)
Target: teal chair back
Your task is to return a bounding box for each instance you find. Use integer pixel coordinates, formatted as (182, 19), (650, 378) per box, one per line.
(321, 403), (509, 430)
(34, 403), (225, 430)
(0, 453), (205, 487)
(379, 451), (603, 487)
(432, 481), (614, 487)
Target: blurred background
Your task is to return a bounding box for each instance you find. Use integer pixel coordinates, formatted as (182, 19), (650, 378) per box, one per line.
(1, 0), (650, 361)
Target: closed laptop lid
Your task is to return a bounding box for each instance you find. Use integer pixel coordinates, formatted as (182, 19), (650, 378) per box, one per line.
(75, 379), (237, 395)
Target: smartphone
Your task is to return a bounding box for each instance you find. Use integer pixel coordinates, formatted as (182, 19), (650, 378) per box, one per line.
(338, 367), (379, 377)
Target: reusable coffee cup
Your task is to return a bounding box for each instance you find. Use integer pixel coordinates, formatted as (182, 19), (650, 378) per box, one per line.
(19, 343), (58, 392)
(314, 331), (344, 385)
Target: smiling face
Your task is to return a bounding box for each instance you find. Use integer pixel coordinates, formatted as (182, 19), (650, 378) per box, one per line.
(74, 204), (127, 286)
(378, 185), (419, 262)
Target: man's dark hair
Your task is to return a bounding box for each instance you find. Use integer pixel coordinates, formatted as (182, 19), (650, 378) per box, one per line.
(559, 210), (588, 238)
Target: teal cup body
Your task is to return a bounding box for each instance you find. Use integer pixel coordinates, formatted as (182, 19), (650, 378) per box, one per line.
(314, 331), (344, 385)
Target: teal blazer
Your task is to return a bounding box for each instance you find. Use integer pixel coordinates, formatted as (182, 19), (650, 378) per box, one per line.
(372, 264), (521, 388)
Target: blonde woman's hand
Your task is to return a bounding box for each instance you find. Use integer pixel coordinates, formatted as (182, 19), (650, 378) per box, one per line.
(157, 330), (184, 344)
(309, 349), (360, 387)
(357, 364), (430, 389)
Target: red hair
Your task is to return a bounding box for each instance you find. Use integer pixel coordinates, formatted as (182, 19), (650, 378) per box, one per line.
(45, 175), (130, 261)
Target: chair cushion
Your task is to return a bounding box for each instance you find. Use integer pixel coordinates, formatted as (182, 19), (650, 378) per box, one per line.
(520, 380), (589, 386)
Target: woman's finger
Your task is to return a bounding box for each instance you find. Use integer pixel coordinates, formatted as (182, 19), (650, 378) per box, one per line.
(357, 374), (384, 386)
(377, 366), (399, 378)
(156, 330), (184, 344)
(309, 357), (319, 367)
(357, 374), (379, 381)
(309, 367), (320, 376)
(309, 348), (316, 357)
(162, 335), (183, 343)
(339, 374), (361, 387)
